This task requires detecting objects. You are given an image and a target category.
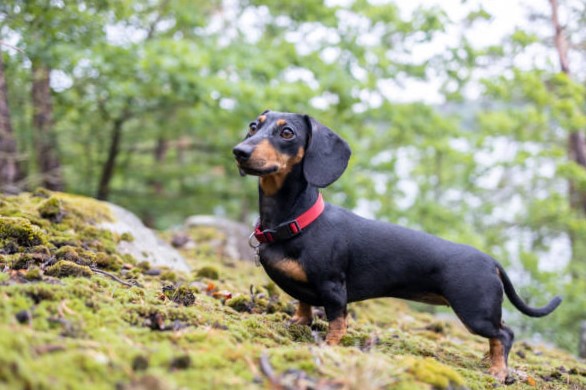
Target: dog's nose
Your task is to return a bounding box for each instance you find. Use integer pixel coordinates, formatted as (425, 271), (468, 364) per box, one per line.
(233, 144), (253, 161)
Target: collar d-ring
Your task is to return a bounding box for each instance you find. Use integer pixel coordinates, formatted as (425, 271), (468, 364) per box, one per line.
(248, 232), (261, 249)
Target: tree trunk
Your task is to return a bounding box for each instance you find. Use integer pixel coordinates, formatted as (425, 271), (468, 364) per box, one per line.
(549, 0), (586, 214)
(549, 0), (586, 356)
(0, 49), (20, 193)
(96, 117), (126, 200)
(32, 60), (63, 191)
(151, 136), (168, 195)
(578, 321), (586, 358)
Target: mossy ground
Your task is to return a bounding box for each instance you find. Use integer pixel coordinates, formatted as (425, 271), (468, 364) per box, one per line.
(1, 191), (585, 389)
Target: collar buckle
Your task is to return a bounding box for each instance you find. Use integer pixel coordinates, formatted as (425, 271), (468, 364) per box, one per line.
(252, 193), (324, 244)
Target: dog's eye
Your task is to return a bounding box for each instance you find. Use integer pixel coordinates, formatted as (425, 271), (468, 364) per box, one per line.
(248, 122), (258, 135)
(280, 127), (295, 140)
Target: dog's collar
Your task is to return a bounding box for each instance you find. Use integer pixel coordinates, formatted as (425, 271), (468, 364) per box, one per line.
(253, 193), (325, 244)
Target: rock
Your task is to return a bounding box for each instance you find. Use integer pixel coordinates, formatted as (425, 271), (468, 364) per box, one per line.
(183, 215), (255, 262)
(100, 204), (190, 272)
(170, 232), (191, 248)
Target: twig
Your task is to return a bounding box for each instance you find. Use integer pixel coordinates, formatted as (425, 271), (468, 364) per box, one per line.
(58, 300), (76, 317)
(259, 353), (282, 388)
(0, 41), (24, 53)
(90, 267), (141, 288)
(244, 356), (260, 378)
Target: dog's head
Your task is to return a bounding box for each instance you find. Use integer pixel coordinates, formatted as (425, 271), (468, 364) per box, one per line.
(232, 110), (351, 193)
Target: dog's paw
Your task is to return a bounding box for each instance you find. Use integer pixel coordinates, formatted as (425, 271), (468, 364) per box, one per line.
(488, 367), (509, 383)
(289, 316), (312, 326)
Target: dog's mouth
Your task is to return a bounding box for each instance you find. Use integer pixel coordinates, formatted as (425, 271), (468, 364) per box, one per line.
(236, 161), (279, 176)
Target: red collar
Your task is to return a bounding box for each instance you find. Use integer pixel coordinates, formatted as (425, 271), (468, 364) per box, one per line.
(254, 193), (325, 244)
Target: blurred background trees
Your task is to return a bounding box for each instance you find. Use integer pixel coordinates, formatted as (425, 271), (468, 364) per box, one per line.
(1, 0), (585, 354)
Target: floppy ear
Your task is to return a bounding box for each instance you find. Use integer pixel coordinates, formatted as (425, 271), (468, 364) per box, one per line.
(303, 115), (351, 188)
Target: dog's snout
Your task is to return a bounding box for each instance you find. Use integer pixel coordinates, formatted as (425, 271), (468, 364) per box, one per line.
(233, 144), (253, 161)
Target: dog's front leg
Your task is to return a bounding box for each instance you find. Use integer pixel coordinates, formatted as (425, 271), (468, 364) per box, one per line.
(318, 281), (348, 345)
(290, 302), (313, 326)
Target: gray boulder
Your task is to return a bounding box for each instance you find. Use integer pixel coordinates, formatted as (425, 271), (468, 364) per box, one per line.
(183, 215), (255, 262)
(100, 203), (190, 272)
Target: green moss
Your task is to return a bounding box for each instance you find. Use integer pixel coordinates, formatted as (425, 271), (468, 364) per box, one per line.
(340, 330), (374, 348)
(37, 197), (64, 222)
(288, 323), (313, 342)
(406, 357), (465, 389)
(137, 261), (150, 271)
(264, 281), (279, 297)
(121, 254), (137, 265)
(77, 226), (117, 253)
(196, 265), (220, 280)
(163, 285), (197, 306)
(266, 297), (294, 315)
(19, 283), (58, 302)
(94, 252), (122, 271)
(160, 270), (177, 282)
(268, 348), (317, 373)
(123, 268), (143, 283)
(30, 245), (51, 256)
(11, 245), (52, 270)
(120, 232), (134, 242)
(32, 187), (52, 198)
(12, 253), (42, 270)
(225, 295), (253, 313)
(0, 217), (47, 248)
(45, 260), (93, 278)
(131, 355), (149, 371)
(55, 246), (97, 267)
(23, 267), (43, 281)
(53, 192), (113, 223)
(54, 245), (81, 262)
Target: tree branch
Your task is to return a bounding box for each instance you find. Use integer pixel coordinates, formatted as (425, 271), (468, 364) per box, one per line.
(549, 0), (571, 74)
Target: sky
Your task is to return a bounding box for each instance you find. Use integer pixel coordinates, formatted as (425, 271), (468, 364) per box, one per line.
(384, 0), (553, 103)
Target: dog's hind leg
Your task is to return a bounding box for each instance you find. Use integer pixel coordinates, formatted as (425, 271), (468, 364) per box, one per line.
(488, 325), (514, 382)
(444, 277), (513, 382)
(325, 310), (348, 345)
(456, 314), (513, 382)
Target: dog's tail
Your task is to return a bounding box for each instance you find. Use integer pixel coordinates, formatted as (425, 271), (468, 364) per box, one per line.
(496, 263), (562, 317)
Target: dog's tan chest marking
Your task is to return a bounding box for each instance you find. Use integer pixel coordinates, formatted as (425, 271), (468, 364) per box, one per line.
(268, 257), (308, 283)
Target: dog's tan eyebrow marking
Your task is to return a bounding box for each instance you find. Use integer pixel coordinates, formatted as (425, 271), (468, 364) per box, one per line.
(258, 115), (267, 123)
(276, 119), (287, 126)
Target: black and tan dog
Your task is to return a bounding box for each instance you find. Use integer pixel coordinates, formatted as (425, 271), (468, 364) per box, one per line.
(232, 110), (561, 382)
